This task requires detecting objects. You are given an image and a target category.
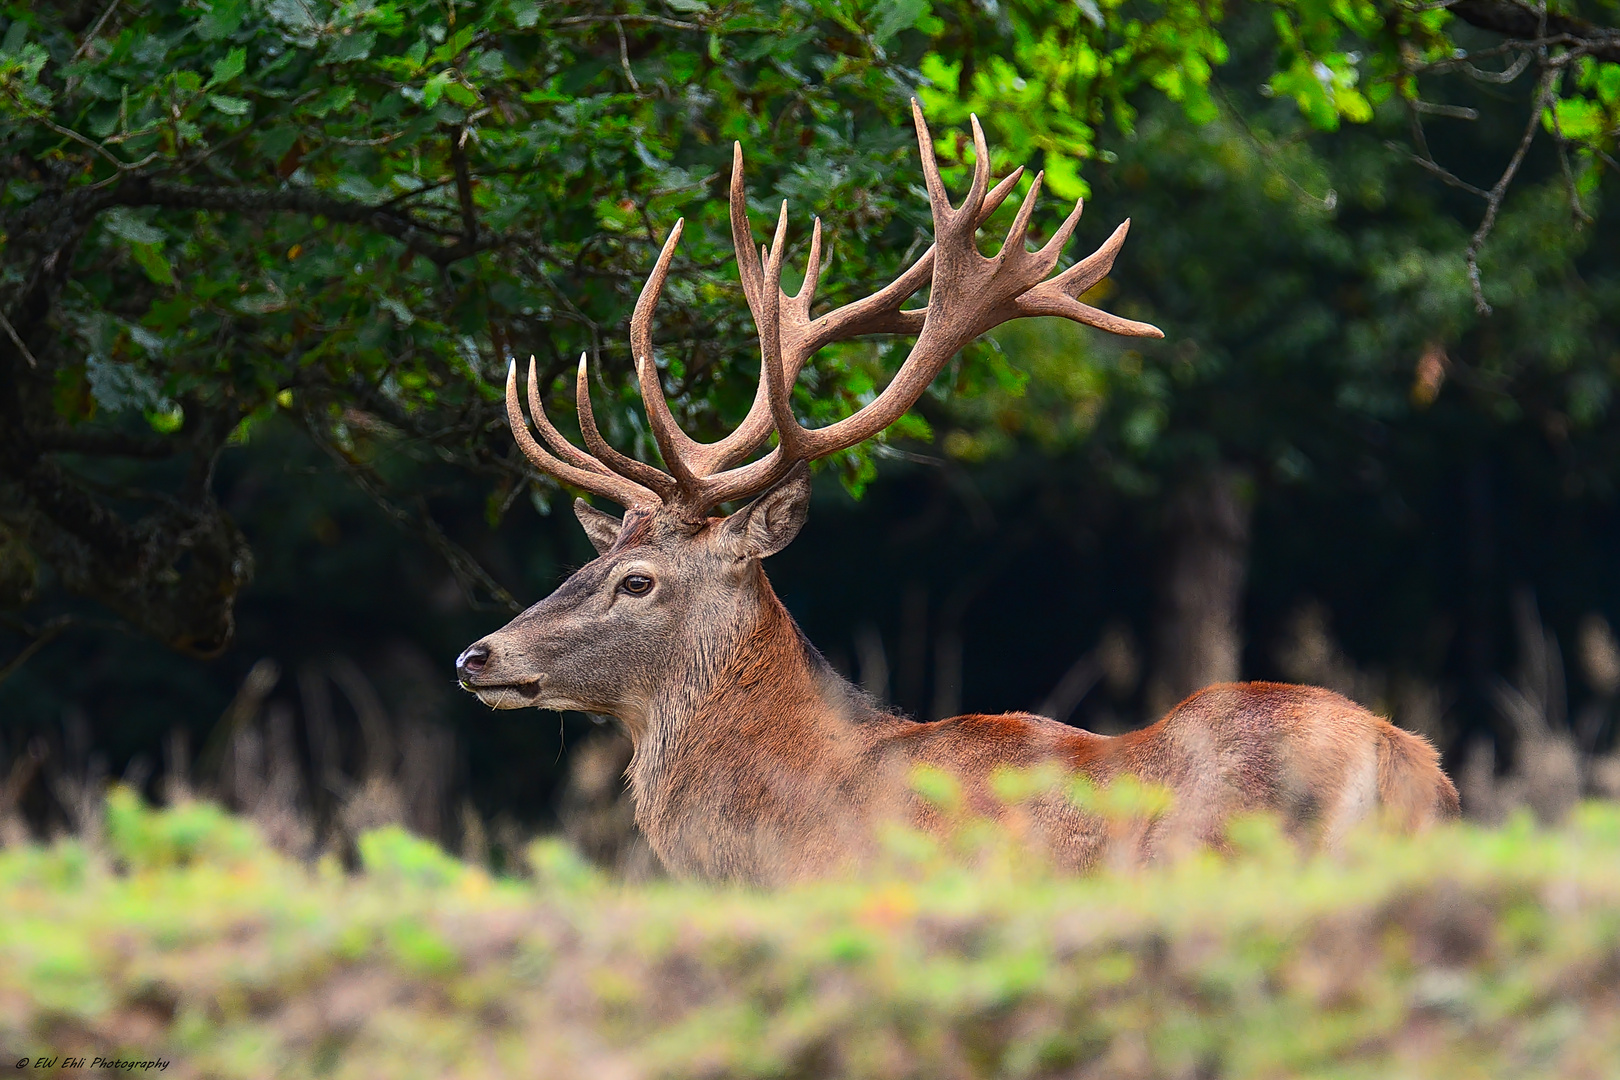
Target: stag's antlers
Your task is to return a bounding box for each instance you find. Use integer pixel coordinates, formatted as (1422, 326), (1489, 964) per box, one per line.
(506, 99), (1163, 516)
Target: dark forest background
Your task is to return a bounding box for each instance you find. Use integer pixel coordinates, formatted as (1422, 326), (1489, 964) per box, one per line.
(4, 0), (1620, 855)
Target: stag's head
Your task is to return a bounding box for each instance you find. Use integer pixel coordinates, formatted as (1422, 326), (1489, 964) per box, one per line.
(456, 102), (1162, 726)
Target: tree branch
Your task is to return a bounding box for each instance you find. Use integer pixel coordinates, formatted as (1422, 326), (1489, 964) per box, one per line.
(111, 178), (496, 265)
(0, 616), (77, 686)
(1466, 66), (1557, 314)
(0, 309), (39, 369)
(449, 129), (479, 244)
(298, 406), (521, 614)
(1449, 0), (1620, 63)
(35, 427), (180, 459)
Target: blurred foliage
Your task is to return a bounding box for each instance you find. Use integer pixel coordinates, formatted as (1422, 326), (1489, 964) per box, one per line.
(4, 788), (1620, 1077)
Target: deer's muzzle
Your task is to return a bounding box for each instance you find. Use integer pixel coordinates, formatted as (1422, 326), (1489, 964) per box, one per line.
(456, 642), (544, 709)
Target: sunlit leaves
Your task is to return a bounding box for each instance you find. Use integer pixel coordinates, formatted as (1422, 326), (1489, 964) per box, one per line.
(1549, 56), (1620, 155)
(918, 0), (1228, 205)
(1263, 1), (1373, 131)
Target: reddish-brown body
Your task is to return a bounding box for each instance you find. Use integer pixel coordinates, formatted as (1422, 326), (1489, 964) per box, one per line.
(630, 571), (1457, 883)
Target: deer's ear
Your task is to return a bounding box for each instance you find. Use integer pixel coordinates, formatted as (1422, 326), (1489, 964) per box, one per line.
(573, 498), (623, 555)
(722, 461), (811, 559)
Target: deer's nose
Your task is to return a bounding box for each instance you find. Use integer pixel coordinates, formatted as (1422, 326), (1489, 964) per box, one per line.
(457, 643), (490, 681)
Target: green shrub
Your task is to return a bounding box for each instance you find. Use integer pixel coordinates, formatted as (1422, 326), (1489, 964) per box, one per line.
(104, 786), (261, 871)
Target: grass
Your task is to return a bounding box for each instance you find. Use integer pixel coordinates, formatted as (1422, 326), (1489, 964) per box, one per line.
(3, 787), (1620, 1078)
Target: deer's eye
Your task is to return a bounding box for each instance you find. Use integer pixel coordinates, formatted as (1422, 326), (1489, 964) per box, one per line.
(620, 573), (654, 596)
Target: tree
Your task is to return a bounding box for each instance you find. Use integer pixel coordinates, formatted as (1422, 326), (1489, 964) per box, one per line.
(0, 0), (969, 667)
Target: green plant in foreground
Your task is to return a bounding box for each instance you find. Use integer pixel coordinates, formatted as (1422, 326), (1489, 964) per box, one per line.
(2, 787), (1619, 1078)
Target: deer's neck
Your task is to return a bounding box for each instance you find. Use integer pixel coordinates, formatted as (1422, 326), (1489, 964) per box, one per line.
(626, 566), (877, 879)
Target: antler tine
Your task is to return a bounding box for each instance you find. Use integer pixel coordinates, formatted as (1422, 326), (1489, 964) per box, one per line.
(1047, 217), (1127, 296)
(525, 355), (611, 474)
(983, 167), (1025, 222)
(504, 360), (657, 509)
(963, 114), (992, 222)
(630, 220), (702, 486)
(572, 354), (679, 497)
(996, 169), (1045, 268)
(1015, 219), (1164, 337)
(767, 201), (789, 268)
(912, 99), (951, 220)
(1029, 193), (1086, 279)
(791, 216), (824, 315)
(909, 100), (993, 224)
(759, 200), (805, 458)
(692, 444), (795, 509)
(729, 142), (765, 318)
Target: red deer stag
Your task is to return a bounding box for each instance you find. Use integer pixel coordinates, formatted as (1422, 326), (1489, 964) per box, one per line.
(457, 102), (1458, 883)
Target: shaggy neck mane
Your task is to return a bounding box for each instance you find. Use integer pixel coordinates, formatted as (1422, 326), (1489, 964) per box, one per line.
(626, 565), (875, 870)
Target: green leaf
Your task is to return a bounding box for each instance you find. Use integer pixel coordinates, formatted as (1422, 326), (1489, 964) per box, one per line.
(129, 242), (175, 286)
(2, 18), (28, 54)
(207, 93), (251, 116)
(380, 297), (415, 326)
(103, 208), (166, 246)
(1043, 153), (1087, 202)
(310, 84), (356, 117)
(146, 401), (184, 433)
(327, 29), (377, 64)
(509, 0), (540, 29)
(444, 80), (479, 107)
(209, 46), (246, 87)
(1548, 96), (1607, 141)
(421, 70), (452, 108)
(336, 173), (383, 202)
(1338, 86), (1372, 124)
(908, 764), (962, 812)
(267, 0), (317, 33)
(1593, 63), (1620, 106)
(255, 125), (300, 164)
(195, 0), (245, 40)
(86, 355), (164, 413)
(872, 0), (930, 47)
(358, 825), (467, 887)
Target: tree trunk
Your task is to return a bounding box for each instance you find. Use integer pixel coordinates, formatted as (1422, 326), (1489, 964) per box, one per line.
(1146, 468), (1254, 720)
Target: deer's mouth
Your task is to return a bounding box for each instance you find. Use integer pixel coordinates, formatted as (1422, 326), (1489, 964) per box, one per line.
(465, 680), (543, 710)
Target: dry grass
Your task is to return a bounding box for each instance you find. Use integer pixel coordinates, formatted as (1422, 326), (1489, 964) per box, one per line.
(3, 787), (1619, 1079)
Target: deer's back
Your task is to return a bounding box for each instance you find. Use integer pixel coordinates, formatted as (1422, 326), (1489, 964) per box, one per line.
(864, 680), (1457, 866)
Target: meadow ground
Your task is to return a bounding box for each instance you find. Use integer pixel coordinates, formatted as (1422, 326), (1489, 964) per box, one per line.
(3, 786), (1619, 1079)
